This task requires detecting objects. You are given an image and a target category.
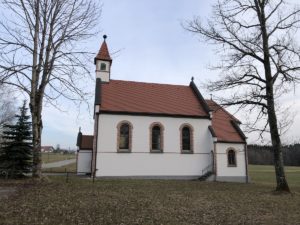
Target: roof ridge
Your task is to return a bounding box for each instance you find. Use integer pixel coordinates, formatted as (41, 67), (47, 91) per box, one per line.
(110, 79), (190, 87)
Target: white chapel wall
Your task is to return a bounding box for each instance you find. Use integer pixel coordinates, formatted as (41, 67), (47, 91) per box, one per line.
(215, 142), (247, 182)
(96, 114), (213, 177)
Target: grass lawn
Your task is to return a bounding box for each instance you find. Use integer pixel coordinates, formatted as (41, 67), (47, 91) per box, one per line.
(42, 153), (75, 164)
(0, 165), (299, 225)
(249, 165), (300, 187)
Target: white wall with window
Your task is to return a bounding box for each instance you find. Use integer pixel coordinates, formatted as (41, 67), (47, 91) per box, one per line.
(95, 60), (110, 81)
(117, 121), (132, 152)
(215, 142), (247, 182)
(96, 114), (213, 178)
(180, 124), (194, 153)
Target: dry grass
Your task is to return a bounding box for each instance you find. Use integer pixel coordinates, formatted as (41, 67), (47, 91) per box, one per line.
(42, 153), (75, 163)
(42, 162), (77, 173)
(0, 165), (299, 225)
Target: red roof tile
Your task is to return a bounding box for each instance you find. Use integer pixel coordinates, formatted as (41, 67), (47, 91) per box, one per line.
(207, 100), (245, 143)
(95, 38), (112, 62)
(100, 80), (209, 117)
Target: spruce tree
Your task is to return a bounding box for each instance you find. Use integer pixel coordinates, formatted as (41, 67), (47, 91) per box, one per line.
(0, 101), (32, 178)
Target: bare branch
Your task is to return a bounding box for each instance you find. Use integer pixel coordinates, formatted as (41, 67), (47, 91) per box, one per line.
(0, 0), (101, 177)
(186, 0), (300, 191)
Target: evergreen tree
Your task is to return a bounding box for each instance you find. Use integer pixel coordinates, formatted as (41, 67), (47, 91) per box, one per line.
(0, 101), (32, 178)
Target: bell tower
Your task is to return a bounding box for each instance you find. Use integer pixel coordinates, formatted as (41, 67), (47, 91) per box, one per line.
(94, 35), (112, 82)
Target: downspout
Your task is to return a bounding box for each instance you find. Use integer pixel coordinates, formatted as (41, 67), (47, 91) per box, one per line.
(244, 143), (249, 183)
(91, 112), (99, 178)
(208, 125), (217, 181)
(76, 150), (78, 174)
(76, 128), (82, 174)
(92, 78), (102, 178)
(213, 141), (217, 181)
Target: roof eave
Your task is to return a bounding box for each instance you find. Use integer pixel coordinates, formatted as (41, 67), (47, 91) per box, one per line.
(208, 125), (217, 138)
(216, 140), (247, 144)
(231, 120), (247, 141)
(189, 80), (211, 116)
(100, 110), (211, 119)
(94, 57), (112, 65)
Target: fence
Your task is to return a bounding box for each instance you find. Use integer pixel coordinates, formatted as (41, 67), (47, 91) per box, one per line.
(0, 167), (95, 183)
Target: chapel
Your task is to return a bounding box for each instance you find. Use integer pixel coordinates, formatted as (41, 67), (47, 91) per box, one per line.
(76, 36), (249, 182)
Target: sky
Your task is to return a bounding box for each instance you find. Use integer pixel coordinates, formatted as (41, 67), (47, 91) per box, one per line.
(12, 0), (300, 149)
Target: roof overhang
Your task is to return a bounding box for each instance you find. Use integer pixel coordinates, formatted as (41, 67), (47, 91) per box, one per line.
(99, 110), (211, 119)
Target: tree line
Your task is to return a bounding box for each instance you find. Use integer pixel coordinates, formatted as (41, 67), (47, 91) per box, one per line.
(248, 144), (300, 166)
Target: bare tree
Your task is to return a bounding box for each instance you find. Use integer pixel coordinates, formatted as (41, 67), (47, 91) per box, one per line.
(0, 0), (101, 177)
(185, 0), (300, 192)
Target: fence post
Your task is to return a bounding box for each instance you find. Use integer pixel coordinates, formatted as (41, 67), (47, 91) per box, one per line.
(5, 170), (8, 180)
(64, 168), (67, 183)
(92, 169), (98, 184)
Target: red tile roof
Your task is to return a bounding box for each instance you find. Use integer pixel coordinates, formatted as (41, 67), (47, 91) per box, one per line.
(79, 135), (93, 150)
(207, 100), (245, 143)
(96, 79), (245, 143)
(100, 80), (209, 117)
(95, 38), (112, 63)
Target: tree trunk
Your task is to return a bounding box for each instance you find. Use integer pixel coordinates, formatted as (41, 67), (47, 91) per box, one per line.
(31, 0), (41, 178)
(30, 102), (43, 178)
(266, 83), (290, 192)
(257, 0), (290, 193)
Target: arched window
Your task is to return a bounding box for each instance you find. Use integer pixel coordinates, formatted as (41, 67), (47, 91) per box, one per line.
(152, 126), (161, 150)
(180, 124), (193, 153)
(150, 123), (164, 152)
(100, 63), (106, 71)
(117, 121), (132, 152)
(227, 149), (236, 166)
(182, 127), (191, 150)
